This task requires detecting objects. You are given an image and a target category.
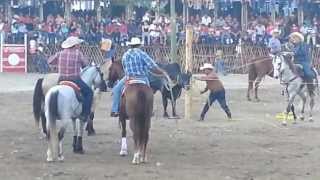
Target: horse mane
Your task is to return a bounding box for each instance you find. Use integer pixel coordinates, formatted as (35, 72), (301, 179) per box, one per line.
(283, 55), (297, 73)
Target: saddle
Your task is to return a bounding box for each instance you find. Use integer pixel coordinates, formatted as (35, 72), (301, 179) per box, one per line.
(59, 81), (83, 102)
(121, 79), (148, 97)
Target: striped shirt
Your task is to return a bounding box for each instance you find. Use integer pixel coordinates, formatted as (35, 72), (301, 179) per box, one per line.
(48, 48), (89, 80)
(122, 48), (158, 78)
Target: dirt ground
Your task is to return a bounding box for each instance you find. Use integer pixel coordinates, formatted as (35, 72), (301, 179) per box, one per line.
(1, 74), (320, 180)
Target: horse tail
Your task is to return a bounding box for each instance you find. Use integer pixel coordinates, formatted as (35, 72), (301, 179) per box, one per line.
(33, 78), (44, 128)
(46, 90), (59, 160)
(135, 89), (151, 148)
(314, 70), (319, 95)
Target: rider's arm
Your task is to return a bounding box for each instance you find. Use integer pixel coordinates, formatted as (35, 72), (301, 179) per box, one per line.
(78, 51), (89, 67)
(47, 52), (59, 65)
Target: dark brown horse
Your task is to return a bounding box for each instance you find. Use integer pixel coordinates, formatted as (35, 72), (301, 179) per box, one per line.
(247, 56), (274, 101)
(119, 83), (153, 164)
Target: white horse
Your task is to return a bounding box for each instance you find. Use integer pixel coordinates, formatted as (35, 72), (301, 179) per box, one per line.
(273, 53), (318, 126)
(33, 62), (109, 136)
(44, 66), (105, 162)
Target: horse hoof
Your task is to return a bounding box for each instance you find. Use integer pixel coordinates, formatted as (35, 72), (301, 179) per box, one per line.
(292, 121), (297, 125)
(163, 113), (169, 118)
(255, 98), (260, 102)
(46, 157), (54, 162)
(309, 118), (314, 122)
(247, 98), (251, 101)
(299, 117), (305, 121)
(87, 130), (96, 136)
(58, 155), (64, 162)
(132, 158), (140, 165)
(120, 150), (128, 156)
(282, 121), (287, 126)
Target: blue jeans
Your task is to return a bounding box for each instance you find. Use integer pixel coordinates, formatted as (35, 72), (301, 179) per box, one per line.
(71, 78), (93, 119)
(200, 89), (231, 119)
(111, 76), (150, 113)
(111, 77), (126, 113)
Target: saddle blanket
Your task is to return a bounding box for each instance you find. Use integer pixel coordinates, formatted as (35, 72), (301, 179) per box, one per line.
(122, 79), (149, 97)
(59, 81), (83, 102)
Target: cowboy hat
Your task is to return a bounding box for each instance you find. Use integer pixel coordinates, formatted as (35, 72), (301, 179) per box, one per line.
(100, 39), (112, 51)
(200, 63), (214, 71)
(127, 37), (142, 46)
(272, 29), (280, 34)
(61, 36), (84, 49)
(289, 32), (304, 42)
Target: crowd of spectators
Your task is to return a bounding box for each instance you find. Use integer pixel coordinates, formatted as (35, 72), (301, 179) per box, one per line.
(1, 9), (320, 48)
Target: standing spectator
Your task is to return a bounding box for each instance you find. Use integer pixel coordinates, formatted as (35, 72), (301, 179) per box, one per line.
(255, 23), (266, 45)
(141, 21), (150, 45)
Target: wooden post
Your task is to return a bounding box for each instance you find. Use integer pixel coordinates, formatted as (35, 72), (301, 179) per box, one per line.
(170, 0), (177, 62)
(185, 25), (193, 121)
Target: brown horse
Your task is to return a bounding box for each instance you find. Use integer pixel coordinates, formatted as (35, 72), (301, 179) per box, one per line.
(247, 56), (274, 101)
(119, 83), (153, 164)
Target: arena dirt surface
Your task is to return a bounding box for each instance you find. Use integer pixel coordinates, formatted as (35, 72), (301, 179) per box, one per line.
(0, 73), (320, 180)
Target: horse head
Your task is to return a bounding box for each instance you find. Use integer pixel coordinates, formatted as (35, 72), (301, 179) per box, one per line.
(178, 71), (192, 90)
(81, 65), (107, 92)
(108, 61), (124, 88)
(273, 52), (296, 81)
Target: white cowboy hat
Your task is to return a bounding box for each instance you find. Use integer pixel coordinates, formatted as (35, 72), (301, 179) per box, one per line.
(272, 29), (280, 34)
(200, 63), (214, 71)
(127, 37), (142, 46)
(61, 36), (84, 49)
(13, 15), (20, 19)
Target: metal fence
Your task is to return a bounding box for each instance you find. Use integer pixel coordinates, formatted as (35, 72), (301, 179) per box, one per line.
(28, 44), (320, 74)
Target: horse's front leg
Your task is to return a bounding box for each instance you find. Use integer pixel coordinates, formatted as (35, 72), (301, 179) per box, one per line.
(119, 114), (128, 156)
(74, 120), (85, 154)
(247, 80), (253, 101)
(283, 94), (297, 126)
(297, 91), (306, 121)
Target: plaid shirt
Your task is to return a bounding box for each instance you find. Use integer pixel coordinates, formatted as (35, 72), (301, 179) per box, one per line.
(48, 48), (89, 80)
(122, 48), (158, 78)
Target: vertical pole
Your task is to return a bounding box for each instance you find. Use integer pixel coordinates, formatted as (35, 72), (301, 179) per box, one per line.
(39, 0), (44, 22)
(0, 32), (3, 72)
(24, 34), (28, 73)
(214, 0), (219, 21)
(271, 0), (276, 24)
(170, 0), (177, 62)
(297, 0), (304, 27)
(241, 0), (248, 31)
(185, 25), (193, 121)
(64, 0), (71, 24)
(95, 0), (101, 22)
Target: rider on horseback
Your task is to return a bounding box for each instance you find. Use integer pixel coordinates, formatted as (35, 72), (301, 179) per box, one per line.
(289, 32), (315, 81)
(48, 36), (93, 121)
(110, 37), (170, 117)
